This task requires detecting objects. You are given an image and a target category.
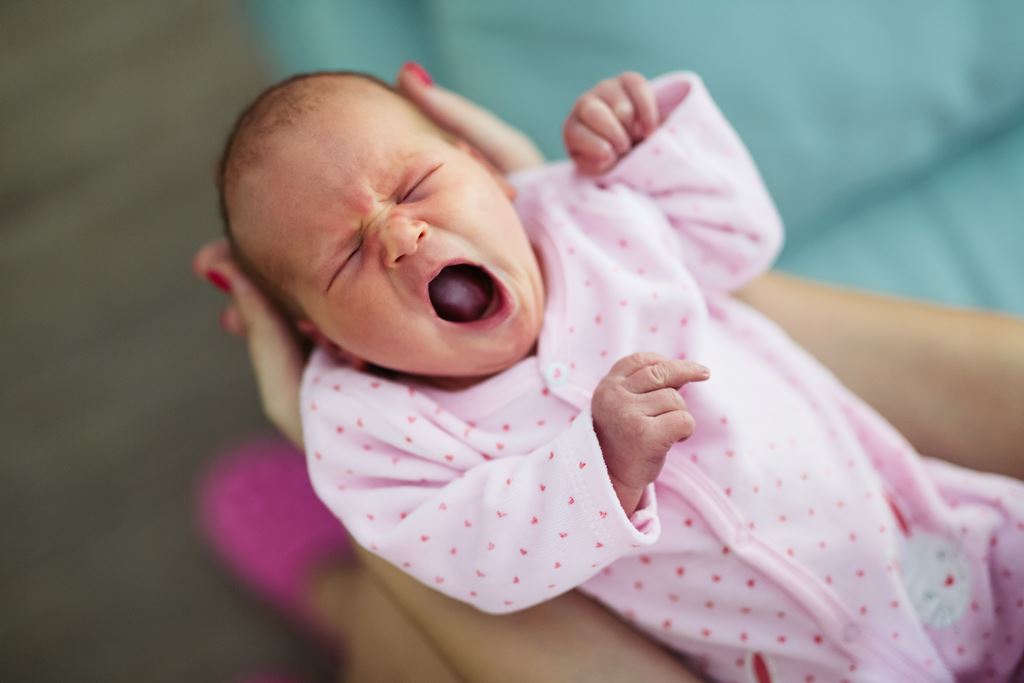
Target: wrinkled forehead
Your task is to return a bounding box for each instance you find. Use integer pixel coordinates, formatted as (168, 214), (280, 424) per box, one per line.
(230, 80), (436, 281)
(283, 78), (448, 184)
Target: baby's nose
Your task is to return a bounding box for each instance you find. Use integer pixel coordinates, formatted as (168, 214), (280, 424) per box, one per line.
(381, 215), (428, 266)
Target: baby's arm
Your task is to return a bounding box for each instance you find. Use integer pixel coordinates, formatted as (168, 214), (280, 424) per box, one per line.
(303, 382), (661, 615)
(564, 71), (783, 293)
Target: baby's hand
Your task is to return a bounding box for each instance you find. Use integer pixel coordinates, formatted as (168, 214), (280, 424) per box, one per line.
(592, 353), (709, 515)
(563, 71), (660, 175)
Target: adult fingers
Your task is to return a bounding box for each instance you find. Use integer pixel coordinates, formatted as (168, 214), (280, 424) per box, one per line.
(219, 305), (245, 337)
(193, 238), (233, 282)
(196, 240), (245, 337)
(396, 63), (545, 173)
(193, 239), (306, 446)
(228, 272), (306, 446)
(193, 239), (283, 338)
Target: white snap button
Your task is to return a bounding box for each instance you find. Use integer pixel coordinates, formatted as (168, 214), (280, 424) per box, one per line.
(544, 362), (569, 386)
(898, 532), (971, 628)
(843, 623), (861, 643)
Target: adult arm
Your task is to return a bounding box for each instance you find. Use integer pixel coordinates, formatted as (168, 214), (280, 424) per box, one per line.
(735, 271), (1024, 479)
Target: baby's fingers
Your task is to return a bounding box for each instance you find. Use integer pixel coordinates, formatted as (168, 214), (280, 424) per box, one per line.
(592, 76), (643, 141)
(622, 358), (710, 394)
(618, 71), (659, 139)
(652, 409), (697, 445)
(575, 92), (632, 156)
(638, 387), (688, 417)
(565, 119), (616, 175)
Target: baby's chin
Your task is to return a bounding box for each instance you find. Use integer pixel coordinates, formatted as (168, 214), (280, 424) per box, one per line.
(359, 325), (540, 390)
(407, 350), (534, 390)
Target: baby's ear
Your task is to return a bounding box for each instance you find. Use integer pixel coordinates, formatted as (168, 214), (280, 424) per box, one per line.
(456, 139), (517, 201)
(296, 319), (367, 370)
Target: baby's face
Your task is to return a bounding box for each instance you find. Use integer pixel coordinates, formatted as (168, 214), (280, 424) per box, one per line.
(231, 81), (546, 382)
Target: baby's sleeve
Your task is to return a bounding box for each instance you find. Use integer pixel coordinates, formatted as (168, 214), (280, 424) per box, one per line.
(301, 378), (660, 615)
(603, 71), (784, 292)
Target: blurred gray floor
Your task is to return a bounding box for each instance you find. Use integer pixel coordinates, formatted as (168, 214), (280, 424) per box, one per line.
(0, 1), (335, 681)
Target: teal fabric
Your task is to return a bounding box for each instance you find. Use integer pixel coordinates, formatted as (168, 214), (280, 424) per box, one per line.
(781, 117), (1024, 311)
(241, 0), (1024, 314)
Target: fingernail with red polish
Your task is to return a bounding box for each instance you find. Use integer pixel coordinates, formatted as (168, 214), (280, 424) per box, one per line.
(206, 270), (231, 293)
(404, 61), (433, 86)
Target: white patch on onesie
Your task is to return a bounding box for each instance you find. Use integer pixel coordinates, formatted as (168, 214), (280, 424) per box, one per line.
(898, 532), (972, 628)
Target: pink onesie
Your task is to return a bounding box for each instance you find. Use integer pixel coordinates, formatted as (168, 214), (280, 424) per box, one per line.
(301, 73), (1024, 682)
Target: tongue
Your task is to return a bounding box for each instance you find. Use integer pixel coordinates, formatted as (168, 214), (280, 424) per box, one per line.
(428, 264), (494, 322)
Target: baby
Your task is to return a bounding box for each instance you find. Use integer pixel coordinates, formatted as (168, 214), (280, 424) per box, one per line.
(218, 70), (1024, 682)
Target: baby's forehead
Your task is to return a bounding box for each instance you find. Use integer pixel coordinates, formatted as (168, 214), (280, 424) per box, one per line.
(261, 80), (435, 180)
(237, 75), (418, 176)
(291, 76), (427, 138)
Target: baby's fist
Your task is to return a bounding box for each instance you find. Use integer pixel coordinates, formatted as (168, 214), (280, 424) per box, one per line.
(592, 353), (709, 515)
(563, 71), (660, 175)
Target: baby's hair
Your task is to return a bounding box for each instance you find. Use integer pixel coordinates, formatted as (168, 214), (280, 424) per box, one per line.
(215, 70), (410, 319)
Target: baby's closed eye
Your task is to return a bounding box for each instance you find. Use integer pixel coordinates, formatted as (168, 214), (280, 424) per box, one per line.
(401, 163), (443, 204)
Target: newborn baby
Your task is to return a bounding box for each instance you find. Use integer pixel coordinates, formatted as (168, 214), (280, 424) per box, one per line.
(218, 71), (1024, 682)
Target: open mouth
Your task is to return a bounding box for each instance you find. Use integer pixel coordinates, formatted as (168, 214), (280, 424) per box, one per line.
(428, 263), (503, 324)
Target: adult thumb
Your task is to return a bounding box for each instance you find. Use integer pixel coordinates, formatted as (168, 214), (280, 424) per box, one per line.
(232, 275), (306, 447)
(396, 62), (544, 173)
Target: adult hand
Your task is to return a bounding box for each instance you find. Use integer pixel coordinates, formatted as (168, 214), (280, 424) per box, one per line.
(195, 63), (546, 447)
(397, 61), (545, 173)
(193, 239), (307, 447)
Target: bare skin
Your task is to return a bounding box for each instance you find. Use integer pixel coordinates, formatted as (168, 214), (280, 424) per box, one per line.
(308, 540), (703, 683)
(593, 353), (710, 515)
(306, 560), (461, 683)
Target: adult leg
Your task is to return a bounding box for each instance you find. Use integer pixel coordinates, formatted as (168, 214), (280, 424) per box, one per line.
(304, 544), (704, 683)
(306, 561), (460, 683)
(347, 543), (704, 683)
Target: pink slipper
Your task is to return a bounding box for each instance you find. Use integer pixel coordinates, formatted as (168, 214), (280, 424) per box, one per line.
(196, 438), (354, 648)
